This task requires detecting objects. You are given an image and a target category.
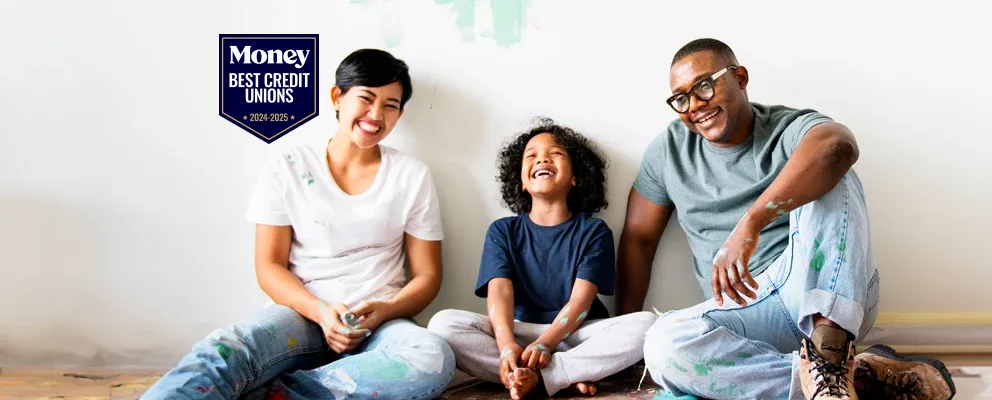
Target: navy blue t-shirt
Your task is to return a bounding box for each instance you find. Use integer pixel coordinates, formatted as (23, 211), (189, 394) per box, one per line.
(474, 213), (616, 324)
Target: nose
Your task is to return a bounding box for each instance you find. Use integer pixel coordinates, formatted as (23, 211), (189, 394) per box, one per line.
(688, 94), (708, 115)
(367, 104), (383, 120)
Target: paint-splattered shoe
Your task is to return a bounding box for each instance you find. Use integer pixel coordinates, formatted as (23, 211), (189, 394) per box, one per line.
(853, 344), (956, 400)
(800, 325), (858, 399)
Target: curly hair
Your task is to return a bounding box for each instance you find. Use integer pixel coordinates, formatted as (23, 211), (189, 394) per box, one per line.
(496, 117), (609, 215)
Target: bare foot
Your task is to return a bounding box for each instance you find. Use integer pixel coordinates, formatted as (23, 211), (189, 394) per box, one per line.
(508, 368), (539, 400)
(572, 382), (597, 396)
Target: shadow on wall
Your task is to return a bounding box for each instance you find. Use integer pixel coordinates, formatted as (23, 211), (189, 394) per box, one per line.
(394, 79), (492, 324)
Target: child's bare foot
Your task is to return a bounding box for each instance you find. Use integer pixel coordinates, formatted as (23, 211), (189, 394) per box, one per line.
(508, 368), (539, 400)
(571, 381), (597, 396)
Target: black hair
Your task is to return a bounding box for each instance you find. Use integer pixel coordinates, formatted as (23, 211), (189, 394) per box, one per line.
(334, 49), (413, 119)
(496, 117), (609, 215)
(671, 38), (738, 67)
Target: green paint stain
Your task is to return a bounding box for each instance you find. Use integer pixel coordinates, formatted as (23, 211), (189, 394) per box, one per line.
(838, 240), (846, 253)
(563, 332), (569, 339)
(810, 230), (826, 272)
(435, 0), (476, 42)
(693, 363), (710, 376)
(354, 354), (410, 380)
(500, 348), (512, 359)
(301, 171), (314, 185)
(578, 311), (588, 320)
(559, 317), (568, 326)
(534, 344), (548, 351)
(267, 323), (278, 334)
(709, 358), (735, 367)
(490, 0), (527, 47)
(666, 358), (688, 373)
(765, 201), (778, 209)
(216, 344), (232, 360)
(709, 382), (744, 396)
(776, 209), (787, 216)
(737, 352), (752, 359)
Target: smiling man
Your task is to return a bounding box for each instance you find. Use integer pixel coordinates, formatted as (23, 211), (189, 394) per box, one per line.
(616, 38), (955, 399)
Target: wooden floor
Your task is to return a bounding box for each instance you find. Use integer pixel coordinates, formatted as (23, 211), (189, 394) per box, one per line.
(1, 356), (989, 399)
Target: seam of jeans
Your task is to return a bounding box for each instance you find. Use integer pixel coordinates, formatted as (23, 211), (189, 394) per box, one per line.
(826, 177), (851, 293)
(773, 290), (804, 342)
(698, 311), (794, 361)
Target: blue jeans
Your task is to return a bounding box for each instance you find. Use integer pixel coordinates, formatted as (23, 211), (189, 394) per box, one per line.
(142, 304), (456, 399)
(644, 170), (881, 400)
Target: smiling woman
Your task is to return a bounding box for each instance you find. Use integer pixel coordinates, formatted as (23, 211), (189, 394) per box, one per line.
(140, 48), (456, 399)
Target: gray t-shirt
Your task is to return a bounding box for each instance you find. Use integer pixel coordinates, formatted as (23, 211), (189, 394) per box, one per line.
(633, 102), (832, 296)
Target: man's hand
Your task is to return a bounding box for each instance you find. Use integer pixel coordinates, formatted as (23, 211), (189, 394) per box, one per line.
(498, 343), (525, 388)
(521, 342), (551, 369)
(712, 215), (762, 306)
(316, 302), (370, 353)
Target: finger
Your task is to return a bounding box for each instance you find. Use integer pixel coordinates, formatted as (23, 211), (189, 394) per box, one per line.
(730, 260), (756, 300)
(711, 266), (724, 306)
(526, 351), (538, 369)
(539, 351), (550, 368)
(349, 301), (372, 318)
(507, 352), (519, 370)
(719, 267), (744, 306)
(743, 264), (760, 290)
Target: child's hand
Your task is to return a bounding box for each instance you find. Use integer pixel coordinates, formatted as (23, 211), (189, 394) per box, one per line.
(521, 342), (551, 369)
(498, 343), (525, 388)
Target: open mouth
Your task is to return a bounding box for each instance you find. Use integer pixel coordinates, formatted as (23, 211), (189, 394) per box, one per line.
(532, 167), (556, 179)
(693, 109), (720, 125)
(356, 120), (381, 135)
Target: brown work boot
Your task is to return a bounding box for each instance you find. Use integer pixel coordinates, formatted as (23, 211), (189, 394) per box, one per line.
(800, 325), (858, 399)
(853, 344), (956, 400)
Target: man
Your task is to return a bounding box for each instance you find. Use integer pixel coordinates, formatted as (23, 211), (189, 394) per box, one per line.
(616, 38), (955, 399)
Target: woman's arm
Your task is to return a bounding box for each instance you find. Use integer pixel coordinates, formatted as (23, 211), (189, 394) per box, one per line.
(253, 224), (324, 323)
(352, 234), (442, 325)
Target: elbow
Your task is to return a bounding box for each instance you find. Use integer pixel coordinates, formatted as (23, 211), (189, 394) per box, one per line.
(825, 137), (859, 170)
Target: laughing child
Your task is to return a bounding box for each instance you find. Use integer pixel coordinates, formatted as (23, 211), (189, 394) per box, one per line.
(429, 118), (657, 399)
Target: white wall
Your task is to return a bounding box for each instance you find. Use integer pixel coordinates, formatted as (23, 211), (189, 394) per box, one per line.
(1, 0), (990, 368)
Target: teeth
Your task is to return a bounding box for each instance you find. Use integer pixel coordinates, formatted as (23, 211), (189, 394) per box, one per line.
(534, 170), (555, 178)
(697, 111), (717, 123)
(358, 121), (380, 132)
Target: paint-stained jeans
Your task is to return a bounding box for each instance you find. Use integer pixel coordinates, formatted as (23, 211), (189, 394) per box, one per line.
(643, 170), (881, 400)
(141, 304), (456, 400)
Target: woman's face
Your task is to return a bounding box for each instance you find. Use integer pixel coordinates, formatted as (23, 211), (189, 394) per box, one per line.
(331, 81), (404, 149)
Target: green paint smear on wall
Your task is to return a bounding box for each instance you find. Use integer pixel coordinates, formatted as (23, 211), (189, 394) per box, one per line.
(435, 0), (476, 42)
(490, 0), (527, 47)
(354, 353), (410, 380)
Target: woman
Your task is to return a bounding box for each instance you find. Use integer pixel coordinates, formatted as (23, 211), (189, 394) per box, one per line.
(143, 48), (455, 399)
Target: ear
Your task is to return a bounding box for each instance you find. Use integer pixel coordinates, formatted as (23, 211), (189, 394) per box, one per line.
(733, 66), (749, 90)
(572, 177), (576, 186)
(330, 86), (343, 110)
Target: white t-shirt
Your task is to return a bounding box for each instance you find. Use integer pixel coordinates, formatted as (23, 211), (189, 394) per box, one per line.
(245, 143), (444, 309)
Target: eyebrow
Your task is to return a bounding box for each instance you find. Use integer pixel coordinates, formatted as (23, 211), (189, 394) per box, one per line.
(673, 71), (715, 94)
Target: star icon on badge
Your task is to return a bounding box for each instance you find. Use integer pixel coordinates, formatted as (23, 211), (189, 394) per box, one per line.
(290, 115), (295, 120)
(243, 115), (247, 120)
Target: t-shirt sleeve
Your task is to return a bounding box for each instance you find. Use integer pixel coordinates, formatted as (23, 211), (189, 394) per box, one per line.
(245, 157), (291, 226)
(632, 133), (673, 206)
(404, 168), (444, 241)
(474, 223), (514, 298)
(781, 111), (834, 156)
(576, 222), (616, 296)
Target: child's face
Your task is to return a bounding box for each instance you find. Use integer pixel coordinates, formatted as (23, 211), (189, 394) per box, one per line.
(520, 133), (575, 199)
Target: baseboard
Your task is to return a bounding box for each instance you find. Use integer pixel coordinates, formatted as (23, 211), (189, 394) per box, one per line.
(875, 312), (992, 326)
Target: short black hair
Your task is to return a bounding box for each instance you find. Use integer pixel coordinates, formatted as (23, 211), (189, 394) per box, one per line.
(496, 117), (609, 215)
(671, 38), (738, 67)
(334, 49), (413, 119)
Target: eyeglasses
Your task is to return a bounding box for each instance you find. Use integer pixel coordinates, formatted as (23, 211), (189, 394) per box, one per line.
(666, 66), (738, 114)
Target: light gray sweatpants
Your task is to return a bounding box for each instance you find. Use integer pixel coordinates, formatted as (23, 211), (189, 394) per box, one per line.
(427, 309), (657, 396)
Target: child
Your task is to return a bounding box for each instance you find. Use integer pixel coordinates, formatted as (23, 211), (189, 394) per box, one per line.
(428, 118), (657, 399)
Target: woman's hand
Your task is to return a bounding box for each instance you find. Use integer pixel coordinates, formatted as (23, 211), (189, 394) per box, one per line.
(315, 302), (370, 353)
(350, 300), (397, 332)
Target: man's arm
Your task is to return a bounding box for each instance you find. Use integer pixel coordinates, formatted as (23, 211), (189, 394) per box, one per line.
(616, 188), (675, 315)
(747, 122), (858, 229)
(712, 122), (859, 306)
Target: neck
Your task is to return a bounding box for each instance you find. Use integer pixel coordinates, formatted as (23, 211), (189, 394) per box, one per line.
(724, 105), (755, 147)
(528, 196), (572, 226)
(326, 134), (379, 167)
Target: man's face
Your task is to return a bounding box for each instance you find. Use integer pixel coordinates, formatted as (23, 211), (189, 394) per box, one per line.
(669, 51), (748, 144)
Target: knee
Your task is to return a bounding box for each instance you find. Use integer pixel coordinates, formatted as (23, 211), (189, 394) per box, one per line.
(396, 332), (456, 395)
(426, 309), (473, 340)
(642, 314), (698, 388)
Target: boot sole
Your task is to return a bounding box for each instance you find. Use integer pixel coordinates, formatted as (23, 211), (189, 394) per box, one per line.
(862, 344), (956, 399)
